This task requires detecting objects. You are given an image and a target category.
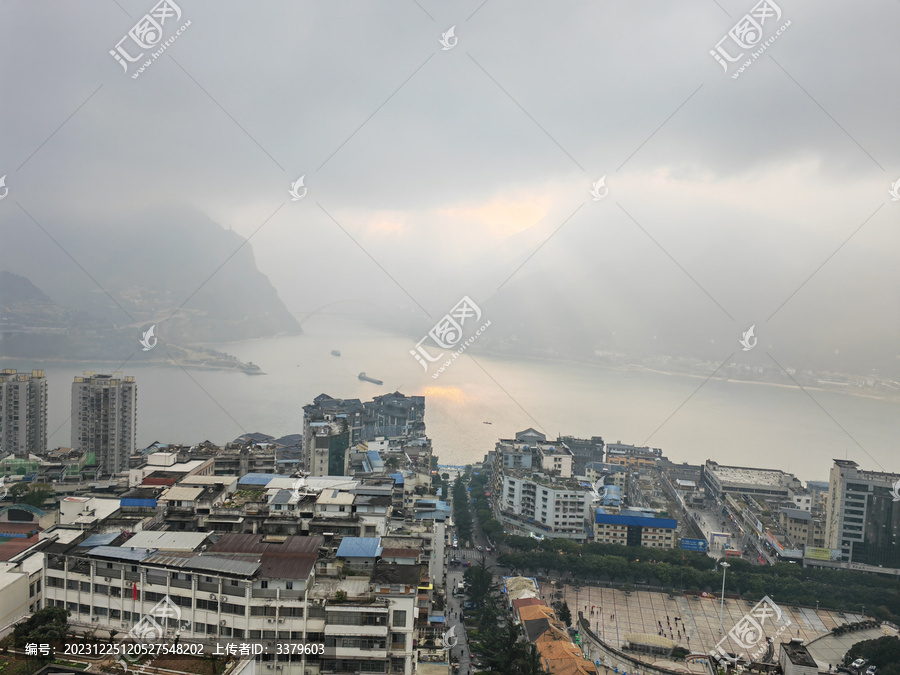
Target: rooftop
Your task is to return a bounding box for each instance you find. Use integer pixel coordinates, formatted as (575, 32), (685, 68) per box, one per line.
(125, 531), (211, 551)
(337, 537), (383, 558)
(706, 461), (795, 487)
(781, 640), (818, 667)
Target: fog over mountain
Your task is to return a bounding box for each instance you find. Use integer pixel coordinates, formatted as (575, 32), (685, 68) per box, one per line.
(1, 0), (898, 379)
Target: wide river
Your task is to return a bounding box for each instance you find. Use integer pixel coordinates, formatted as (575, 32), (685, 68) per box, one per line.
(36, 319), (898, 482)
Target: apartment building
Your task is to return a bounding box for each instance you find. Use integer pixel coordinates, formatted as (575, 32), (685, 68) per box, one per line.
(71, 373), (136, 474)
(605, 442), (664, 468)
(305, 420), (351, 477)
(0, 369), (48, 458)
(778, 508), (826, 548)
(500, 472), (592, 542)
(555, 435), (604, 476)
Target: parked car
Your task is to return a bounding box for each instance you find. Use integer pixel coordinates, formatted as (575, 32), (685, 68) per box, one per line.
(461, 560), (471, 567)
(865, 667), (877, 675)
(851, 659), (866, 670)
(476, 545), (484, 552)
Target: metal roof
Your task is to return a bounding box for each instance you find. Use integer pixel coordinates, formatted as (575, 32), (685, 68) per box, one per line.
(238, 473), (280, 485)
(336, 537), (383, 558)
(80, 533), (119, 548)
(89, 546), (153, 561)
(209, 533), (323, 555)
(126, 531), (210, 551)
(269, 489), (294, 505)
(140, 551), (262, 577)
(187, 555), (261, 576)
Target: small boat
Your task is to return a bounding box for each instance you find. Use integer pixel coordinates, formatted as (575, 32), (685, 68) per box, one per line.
(483, 421), (492, 425)
(331, 350), (341, 357)
(358, 372), (383, 385)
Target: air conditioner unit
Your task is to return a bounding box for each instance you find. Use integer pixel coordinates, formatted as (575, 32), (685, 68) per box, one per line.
(277, 619), (284, 624)
(91, 617), (99, 622)
(220, 595), (227, 602)
(267, 619), (274, 623)
(121, 622), (129, 628)
(220, 620), (227, 626)
(209, 593), (217, 600)
(104, 577), (111, 582)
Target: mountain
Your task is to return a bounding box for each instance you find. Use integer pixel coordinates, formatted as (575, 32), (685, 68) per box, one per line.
(0, 205), (300, 343)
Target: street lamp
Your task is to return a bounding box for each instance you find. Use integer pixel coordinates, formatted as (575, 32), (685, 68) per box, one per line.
(718, 561), (731, 634)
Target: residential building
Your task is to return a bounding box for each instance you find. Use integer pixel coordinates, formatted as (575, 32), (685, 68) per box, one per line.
(605, 442), (664, 468)
(806, 480), (829, 512)
(71, 373), (136, 475)
(0, 369), (48, 458)
(43, 531), (419, 675)
(593, 508), (677, 548)
(824, 459), (900, 570)
(499, 472), (592, 542)
(555, 435), (604, 477)
(584, 462), (627, 491)
(537, 445), (574, 478)
(305, 420), (351, 477)
(778, 508), (825, 548)
(302, 392), (426, 457)
(779, 639), (818, 675)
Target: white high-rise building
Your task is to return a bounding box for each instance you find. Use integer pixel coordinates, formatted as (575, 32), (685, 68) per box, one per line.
(0, 369), (48, 458)
(71, 373), (136, 474)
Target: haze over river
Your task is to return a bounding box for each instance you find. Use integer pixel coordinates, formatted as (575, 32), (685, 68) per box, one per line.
(36, 318), (898, 481)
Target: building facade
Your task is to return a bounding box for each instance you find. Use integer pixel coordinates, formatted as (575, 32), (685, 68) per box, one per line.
(0, 369), (48, 458)
(593, 509), (677, 548)
(43, 532), (418, 674)
(71, 373), (136, 474)
(499, 473), (592, 542)
(825, 459), (900, 569)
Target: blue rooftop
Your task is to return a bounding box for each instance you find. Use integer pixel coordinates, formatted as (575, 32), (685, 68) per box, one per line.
(337, 537), (383, 558)
(595, 513), (677, 529)
(81, 533), (119, 548)
(239, 472), (280, 485)
(391, 472), (404, 485)
(89, 546), (153, 561)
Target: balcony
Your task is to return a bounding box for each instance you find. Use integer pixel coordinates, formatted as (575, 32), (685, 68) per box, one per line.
(324, 624), (388, 637)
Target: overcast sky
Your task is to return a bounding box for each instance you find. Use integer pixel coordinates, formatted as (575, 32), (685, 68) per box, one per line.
(2, 0), (898, 371)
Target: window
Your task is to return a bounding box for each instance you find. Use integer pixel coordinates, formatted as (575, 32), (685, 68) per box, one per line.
(392, 610), (406, 627)
(286, 581), (293, 590)
(260, 580), (268, 589)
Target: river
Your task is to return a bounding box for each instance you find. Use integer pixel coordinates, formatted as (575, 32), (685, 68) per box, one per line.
(35, 318), (899, 481)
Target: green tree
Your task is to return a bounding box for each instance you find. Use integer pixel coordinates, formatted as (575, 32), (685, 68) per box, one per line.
(23, 483), (54, 508)
(555, 600), (572, 627)
(14, 607), (69, 658)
